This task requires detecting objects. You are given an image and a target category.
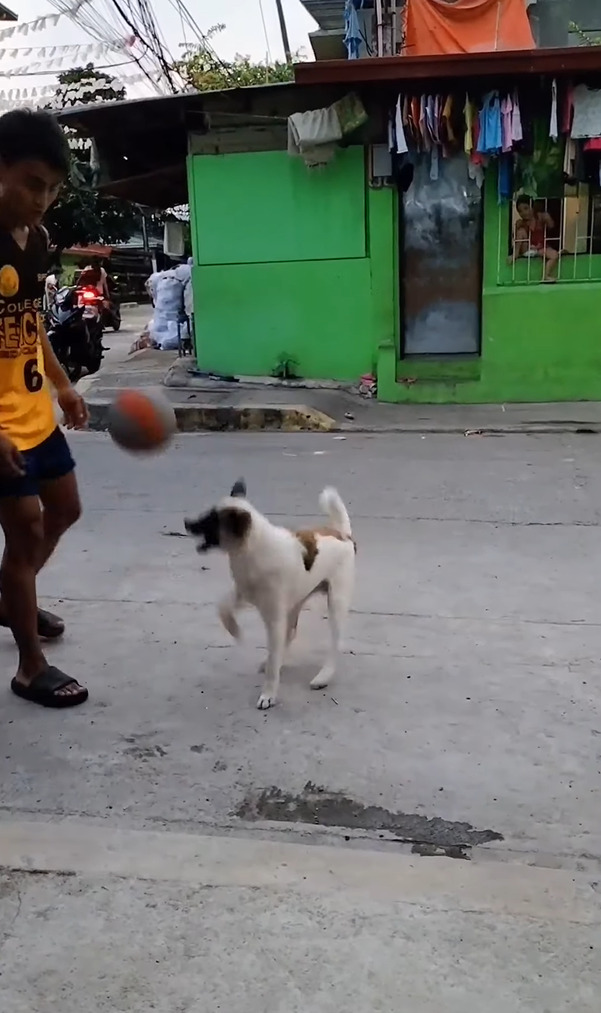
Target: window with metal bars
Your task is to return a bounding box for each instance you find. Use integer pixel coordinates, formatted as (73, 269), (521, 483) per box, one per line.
(497, 183), (601, 285)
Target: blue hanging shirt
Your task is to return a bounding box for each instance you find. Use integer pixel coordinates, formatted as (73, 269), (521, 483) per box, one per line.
(344, 0), (363, 59)
(477, 91), (502, 154)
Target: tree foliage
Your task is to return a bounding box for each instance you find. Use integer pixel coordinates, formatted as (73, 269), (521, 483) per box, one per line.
(569, 22), (601, 45)
(45, 65), (140, 253)
(176, 24), (297, 92)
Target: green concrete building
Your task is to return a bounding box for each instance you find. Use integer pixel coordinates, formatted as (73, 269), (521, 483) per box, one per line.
(61, 45), (601, 404)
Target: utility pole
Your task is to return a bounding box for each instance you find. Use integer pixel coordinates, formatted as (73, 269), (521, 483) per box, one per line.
(274, 0), (292, 61)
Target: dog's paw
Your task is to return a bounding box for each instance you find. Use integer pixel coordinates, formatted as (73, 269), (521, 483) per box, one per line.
(310, 669), (332, 690)
(219, 608), (241, 640)
(256, 691), (277, 710)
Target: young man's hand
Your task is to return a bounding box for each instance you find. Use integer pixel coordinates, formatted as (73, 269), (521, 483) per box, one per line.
(0, 433), (25, 478)
(58, 386), (89, 430)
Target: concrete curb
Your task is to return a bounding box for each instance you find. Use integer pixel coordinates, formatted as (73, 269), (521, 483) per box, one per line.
(338, 423), (601, 435)
(86, 398), (337, 433)
(83, 397), (601, 436)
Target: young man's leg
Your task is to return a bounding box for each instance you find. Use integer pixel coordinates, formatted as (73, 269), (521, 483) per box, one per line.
(38, 470), (81, 565)
(0, 494), (47, 683)
(0, 429), (87, 705)
(0, 431), (81, 638)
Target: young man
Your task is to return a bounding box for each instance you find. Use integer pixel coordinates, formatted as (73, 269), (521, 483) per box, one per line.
(0, 108), (89, 707)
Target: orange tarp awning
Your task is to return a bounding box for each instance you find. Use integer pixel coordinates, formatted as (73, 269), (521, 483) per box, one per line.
(403, 0), (535, 57)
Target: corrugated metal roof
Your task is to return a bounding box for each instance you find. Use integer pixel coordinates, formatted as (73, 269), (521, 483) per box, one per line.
(300, 0), (346, 31)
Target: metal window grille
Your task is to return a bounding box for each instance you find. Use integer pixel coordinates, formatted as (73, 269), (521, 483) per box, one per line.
(498, 185), (601, 285)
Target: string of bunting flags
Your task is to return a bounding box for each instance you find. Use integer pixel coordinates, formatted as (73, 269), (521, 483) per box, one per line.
(0, 71), (151, 111)
(0, 42), (124, 66)
(0, 14), (61, 43)
(0, 41), (129, 77)
(0, 0), (88, 43)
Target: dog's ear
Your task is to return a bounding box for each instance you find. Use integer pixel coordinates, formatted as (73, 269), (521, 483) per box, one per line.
(230, 478), (247, 498)
(219, 506), (251, 541)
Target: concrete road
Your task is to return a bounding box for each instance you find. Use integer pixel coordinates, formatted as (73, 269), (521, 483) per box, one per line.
(75, 302), (152, 396)
(1, 430), (601, 1009)
(99, 303), (150, 367)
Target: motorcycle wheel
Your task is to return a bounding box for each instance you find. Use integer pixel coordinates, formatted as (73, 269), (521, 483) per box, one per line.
(112, 316), (121, 331)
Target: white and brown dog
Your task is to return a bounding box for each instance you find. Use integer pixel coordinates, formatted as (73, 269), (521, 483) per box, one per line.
(185, 480), (356, 709)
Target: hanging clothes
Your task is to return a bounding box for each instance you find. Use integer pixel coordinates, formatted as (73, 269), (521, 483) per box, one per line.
(477, 91), (502, 154)
(388, 114), (395, 153)
(402, 0), (534, 57)
(464, 94), (475, 154)
(562, 82), (574, 135)
(343, 0), (364, 59)
(440, 94), (460, 156)
(498, 155), (512, 203)
(549, 79), (558, 142)
(511, 89), (523, 144)
(514, 88), (535, 155)
(419, 95), (431, 151)
(471, 113), (486, 166)
(409, 96), (421, 149)
(571, 85), (601, 139)
(425, 95), (437, 145)
(501, 94), (513, 152)
(394, 94), (408, 154)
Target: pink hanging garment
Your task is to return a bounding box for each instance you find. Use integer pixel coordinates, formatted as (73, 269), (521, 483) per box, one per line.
(501, 94), (513, 152)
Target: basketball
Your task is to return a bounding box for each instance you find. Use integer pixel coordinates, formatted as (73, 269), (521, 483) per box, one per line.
(107, 388), (176, 453)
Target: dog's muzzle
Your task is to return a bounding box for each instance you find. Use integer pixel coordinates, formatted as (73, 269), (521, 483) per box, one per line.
(184, 509), (220, 553)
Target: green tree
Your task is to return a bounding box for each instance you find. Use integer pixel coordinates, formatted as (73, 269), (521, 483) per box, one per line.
(45, 65), (141, 255)
(176, 24), (298, 92)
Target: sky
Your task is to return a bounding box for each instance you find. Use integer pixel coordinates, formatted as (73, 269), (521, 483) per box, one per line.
(0, 0), (319, 103)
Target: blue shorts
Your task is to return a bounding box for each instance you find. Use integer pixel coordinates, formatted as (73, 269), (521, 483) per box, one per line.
(0, 427), (75, 499)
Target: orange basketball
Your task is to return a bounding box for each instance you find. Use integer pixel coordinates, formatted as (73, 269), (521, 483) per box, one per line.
(107, 388), (176, 453)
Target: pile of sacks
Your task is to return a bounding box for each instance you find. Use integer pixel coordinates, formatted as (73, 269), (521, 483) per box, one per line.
(146, 260), (193, 351)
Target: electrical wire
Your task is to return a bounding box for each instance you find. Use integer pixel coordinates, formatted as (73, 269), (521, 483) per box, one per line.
(47, 0), (169, 93)
(257, 0), (272, 64)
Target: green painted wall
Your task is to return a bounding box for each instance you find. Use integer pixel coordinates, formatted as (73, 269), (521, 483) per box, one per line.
(188, 148), (378, 382)
(379, 167), (601, 404)
(188, 146), (601, 403)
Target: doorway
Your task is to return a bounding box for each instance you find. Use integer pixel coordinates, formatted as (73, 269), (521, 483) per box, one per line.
(400, 153), (483, 356)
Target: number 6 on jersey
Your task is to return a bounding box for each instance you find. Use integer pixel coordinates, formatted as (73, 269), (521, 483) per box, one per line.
(24, 357), (43, 393)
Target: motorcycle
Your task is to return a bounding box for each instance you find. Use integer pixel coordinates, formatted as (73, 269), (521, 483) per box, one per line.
(45, 284), (104, 383)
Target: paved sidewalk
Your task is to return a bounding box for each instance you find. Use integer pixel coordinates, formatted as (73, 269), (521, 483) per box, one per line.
(80, 318), (601, 433)
(1, 820), (598, 1013)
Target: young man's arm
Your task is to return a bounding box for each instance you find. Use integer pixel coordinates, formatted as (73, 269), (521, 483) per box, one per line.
(39, 322), (88, 429)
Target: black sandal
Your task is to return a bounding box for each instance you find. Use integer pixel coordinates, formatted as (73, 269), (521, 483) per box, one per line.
(36, 609), (65, 640)
(11, 666), (88, 708)
(0, 607), (65, 640)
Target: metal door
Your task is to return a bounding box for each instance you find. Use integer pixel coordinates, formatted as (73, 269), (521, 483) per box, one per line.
(401, 153), (483, 356)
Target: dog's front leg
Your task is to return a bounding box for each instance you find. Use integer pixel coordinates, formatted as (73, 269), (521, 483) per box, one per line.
(257, 610), (287, 710)
(218, 588), (243, 640)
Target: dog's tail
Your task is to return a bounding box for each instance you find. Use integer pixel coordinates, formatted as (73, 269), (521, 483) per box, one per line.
(319, 487), (352, 538)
